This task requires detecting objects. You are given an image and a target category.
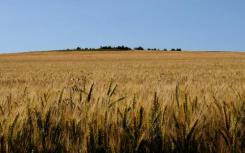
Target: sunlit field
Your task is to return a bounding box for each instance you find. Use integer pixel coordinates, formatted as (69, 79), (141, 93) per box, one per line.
(0, 51), (244, 153)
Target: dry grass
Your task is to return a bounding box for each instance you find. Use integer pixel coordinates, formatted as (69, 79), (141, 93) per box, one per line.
(0, 51), (244, 153)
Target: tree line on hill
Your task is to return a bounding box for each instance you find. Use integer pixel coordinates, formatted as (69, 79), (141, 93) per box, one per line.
(66, 46), (182, 51)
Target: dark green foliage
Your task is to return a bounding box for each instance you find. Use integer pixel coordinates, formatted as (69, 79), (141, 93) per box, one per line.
(170, 48), (182, 51)
(147, 48), (157, 51)
(99, 46), (132, 51)
(76, 47), (82, 51)
(134, 46), (144, 50)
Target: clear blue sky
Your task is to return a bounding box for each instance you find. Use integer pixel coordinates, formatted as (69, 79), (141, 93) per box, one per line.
(1, 0), (245, 52)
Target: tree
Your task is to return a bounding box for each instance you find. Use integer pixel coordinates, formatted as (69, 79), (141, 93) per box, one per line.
(176, 48), (182, 51)
(134, 46), (144, 50)
(76, 47), (82, 51)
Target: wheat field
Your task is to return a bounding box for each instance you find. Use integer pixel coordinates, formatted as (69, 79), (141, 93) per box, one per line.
(0, 51), (244, 153)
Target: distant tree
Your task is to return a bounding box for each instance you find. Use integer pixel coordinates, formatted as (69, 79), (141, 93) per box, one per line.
(176, 48), (182, 51)
(100, 46), (113, 50)
(117, 46), (122, 50)
(125, 46), (132, 50)
(134, 46), (144, 50)
(163, 48), (168, 51)
(98, 45), (132, 51)
(76, 47), (82, 51)
(171, 48), (176, 51)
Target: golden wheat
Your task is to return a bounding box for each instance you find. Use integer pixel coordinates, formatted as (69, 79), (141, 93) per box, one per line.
(0, 51), (244, 153)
